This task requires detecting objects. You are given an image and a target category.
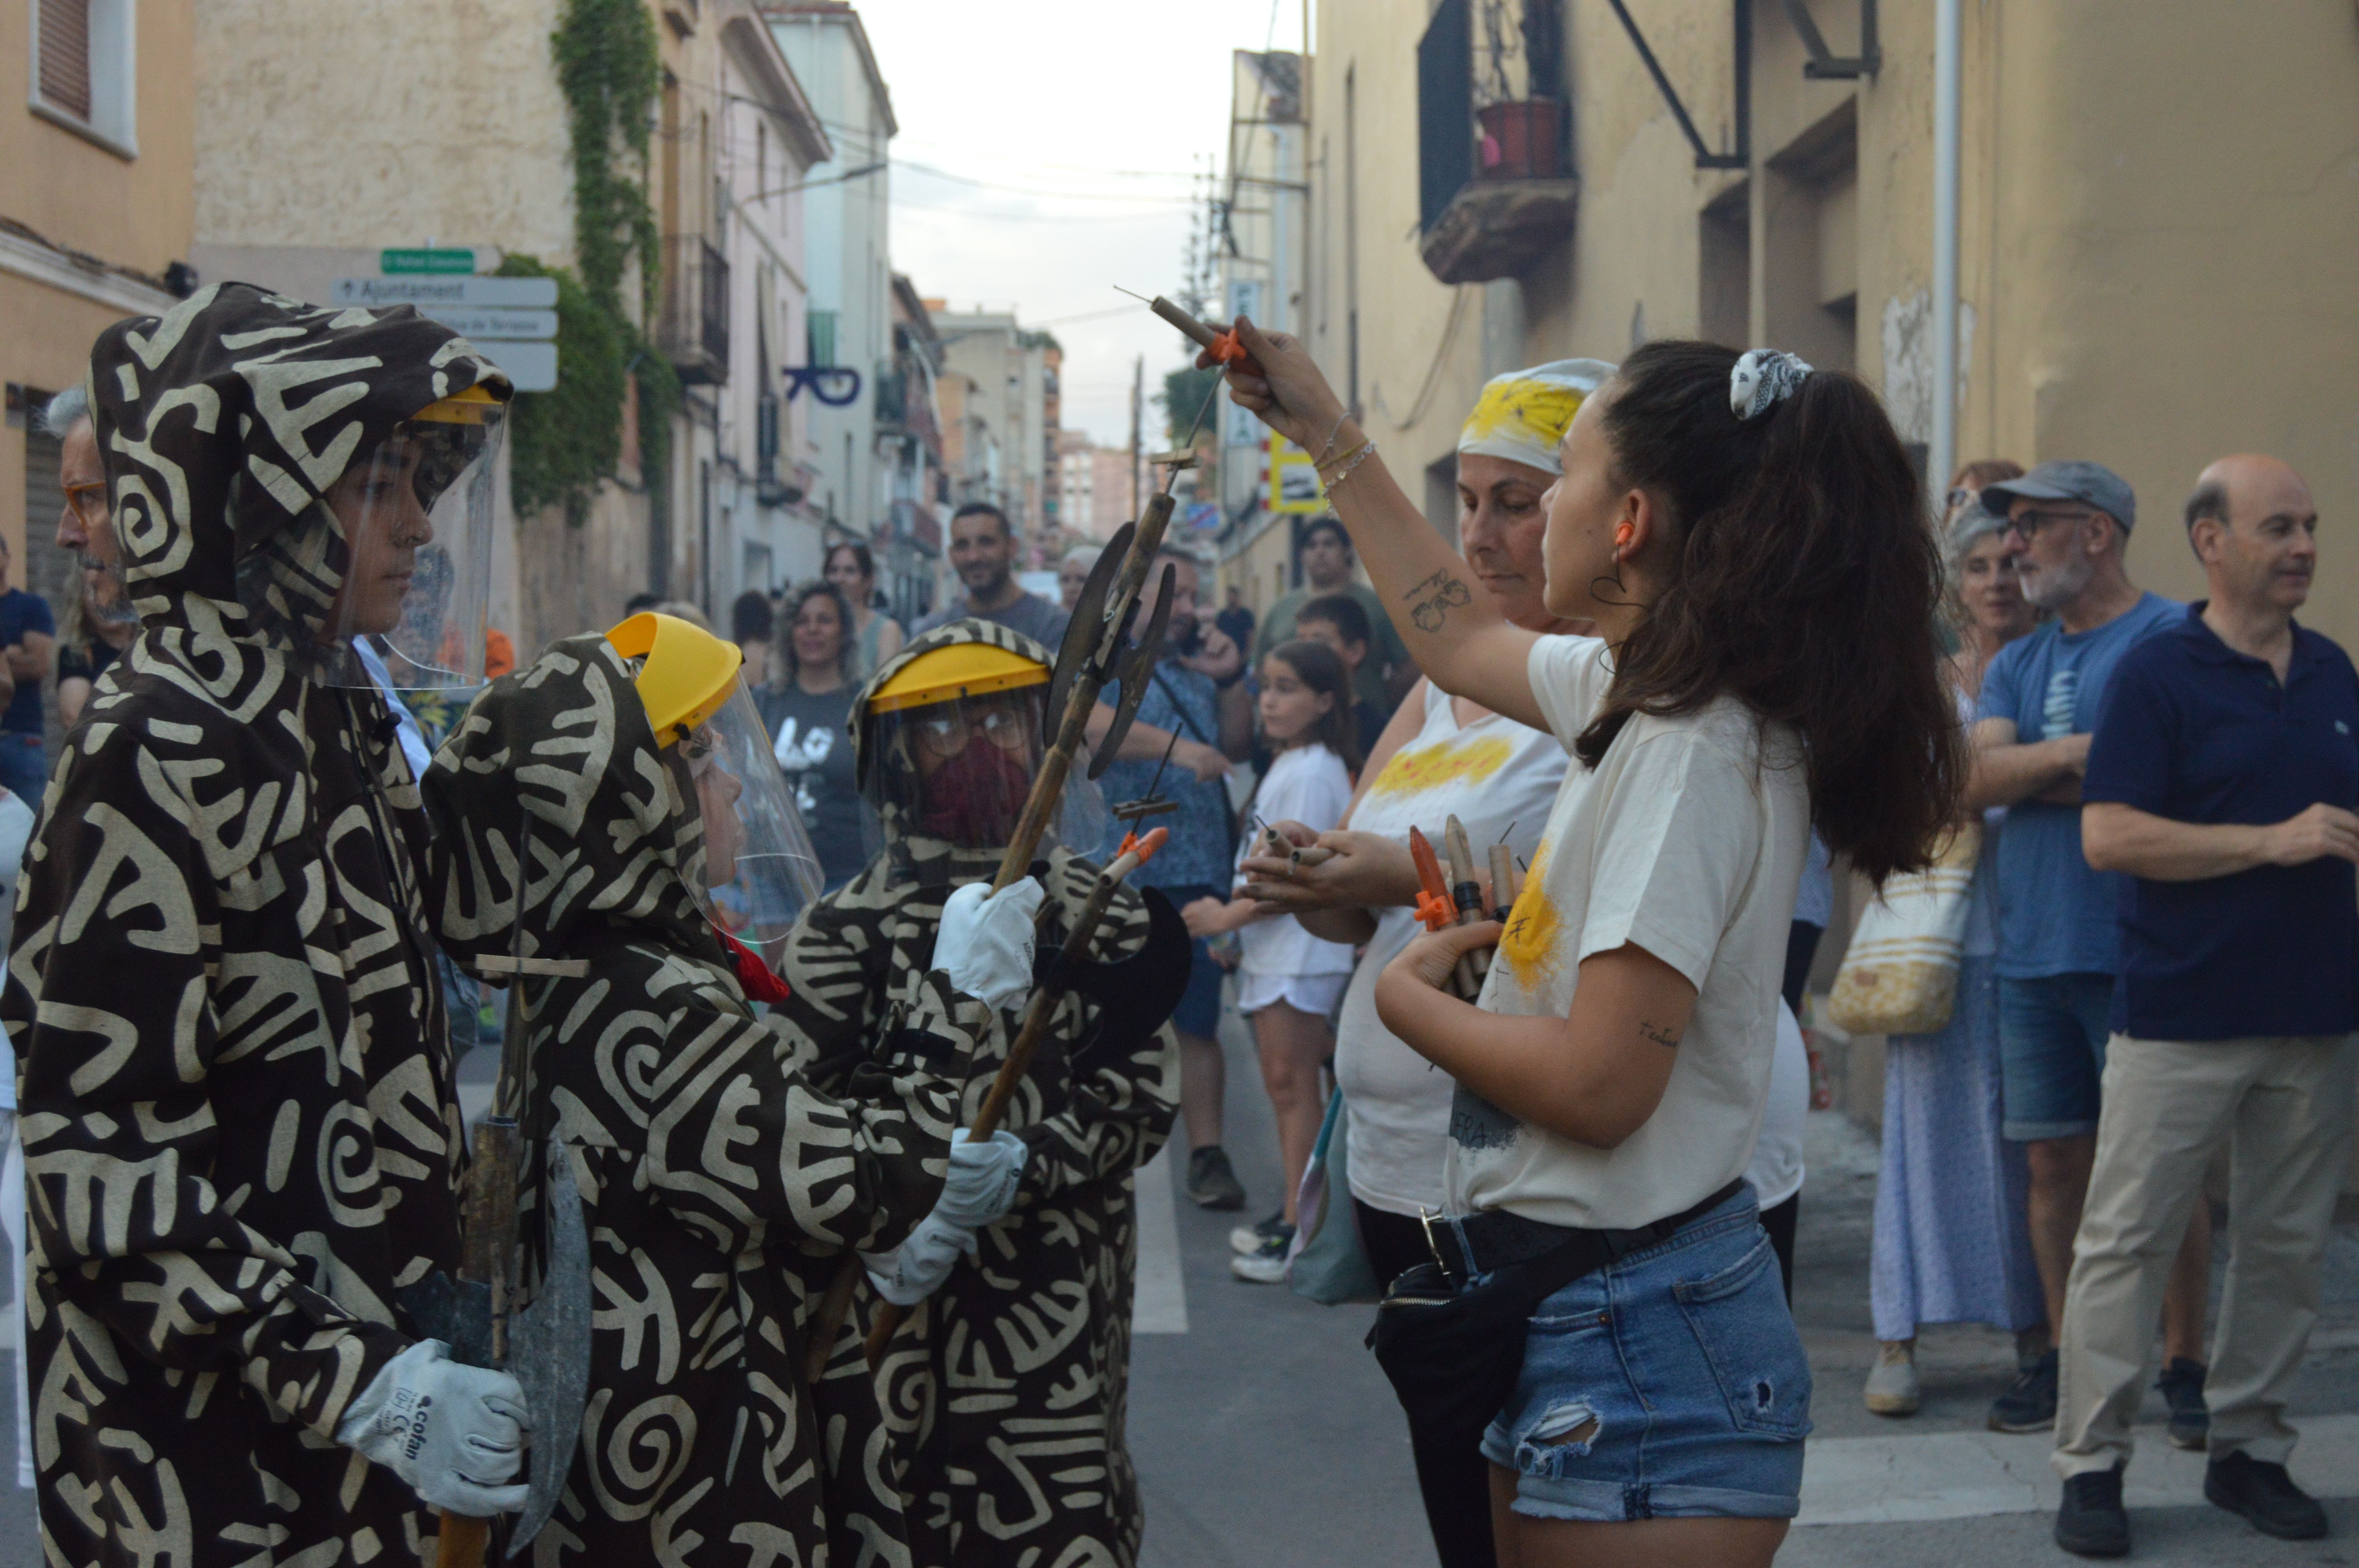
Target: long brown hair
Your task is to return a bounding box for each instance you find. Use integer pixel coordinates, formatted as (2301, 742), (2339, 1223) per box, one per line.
(1579, 341), (1963, 884)
(1262, 639), (1363, 774)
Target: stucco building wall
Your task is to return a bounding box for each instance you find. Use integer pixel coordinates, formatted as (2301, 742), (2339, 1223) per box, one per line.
(1307, 1), (2359, 639)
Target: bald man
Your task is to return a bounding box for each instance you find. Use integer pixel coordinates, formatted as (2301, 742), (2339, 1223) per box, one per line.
(2052, 455), (2355, 1555)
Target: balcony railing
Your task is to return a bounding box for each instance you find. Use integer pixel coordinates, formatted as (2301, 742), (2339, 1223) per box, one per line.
(1416, 0), (1579, 285)
(657, 235), (729, 384)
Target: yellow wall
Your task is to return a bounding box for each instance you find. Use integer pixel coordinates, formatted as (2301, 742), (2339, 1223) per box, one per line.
(1308, 0), (2359, 644)
(0, 0), (194, 570)
(0, 0), (194, 276)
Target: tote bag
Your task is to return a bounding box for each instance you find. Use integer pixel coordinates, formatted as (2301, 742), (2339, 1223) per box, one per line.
(1827, 821), (1982, 1037)
(1288, 1092), (1384, 1305)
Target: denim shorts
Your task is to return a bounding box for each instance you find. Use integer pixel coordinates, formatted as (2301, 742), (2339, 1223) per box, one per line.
(1481, 1187), (1811, 1523)
(1997, 971), (2115, 1140)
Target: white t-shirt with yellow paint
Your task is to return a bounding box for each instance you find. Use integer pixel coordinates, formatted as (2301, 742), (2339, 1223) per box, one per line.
(1334, 682), (1567, 1217)
(1446, 635), (1812, 1231)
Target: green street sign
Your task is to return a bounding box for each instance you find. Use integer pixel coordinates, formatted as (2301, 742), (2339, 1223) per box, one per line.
(380, 248), (476, 275)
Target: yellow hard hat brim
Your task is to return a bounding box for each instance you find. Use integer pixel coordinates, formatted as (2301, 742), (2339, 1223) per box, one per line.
(868, 642), (1049, 714)
(411, 384), (505, 425)
(607, 611), (743, 743)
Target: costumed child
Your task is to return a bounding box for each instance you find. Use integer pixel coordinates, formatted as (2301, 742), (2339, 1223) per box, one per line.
(771, 619), (1188, 1568)
(422, 610), (1027, 1566)
(1182, 639), (1361, 1280)
(3, 285), (522, 1566)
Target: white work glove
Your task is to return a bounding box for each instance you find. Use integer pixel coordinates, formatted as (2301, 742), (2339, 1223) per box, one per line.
(336, 1339), (529, 1516)
(861, 1210), (976, 1307)
(934, 1127), (1029, 1229)
(934, 877), (1046, 1011)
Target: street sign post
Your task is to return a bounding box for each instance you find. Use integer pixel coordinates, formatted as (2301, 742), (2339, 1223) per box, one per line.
(472, 340), (558, 394)
(331, 276), (557, 309)
(380, 248), (478, 275)
(418, 308), (558, 341)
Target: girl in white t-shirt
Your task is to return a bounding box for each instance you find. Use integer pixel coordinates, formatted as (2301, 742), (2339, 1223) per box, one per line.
(1210, 326), (1963, 1565)
(1184, 641), (1359, 1280)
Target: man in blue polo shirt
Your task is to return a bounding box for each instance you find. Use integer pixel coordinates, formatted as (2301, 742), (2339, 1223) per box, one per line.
(2050, 454), (2357, 1557)
(1967, 459), (2210, 1438)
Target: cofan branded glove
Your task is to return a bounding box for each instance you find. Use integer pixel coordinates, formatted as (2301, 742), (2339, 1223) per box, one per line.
(933, 877), (1046, 1011)
(934, 1127), (1028, 1229)
(336, 1339), (530, 1516)
(861, 1210), (975, 1307)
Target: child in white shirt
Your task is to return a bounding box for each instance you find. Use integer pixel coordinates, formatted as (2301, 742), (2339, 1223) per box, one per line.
(1184, 640), (1362, 1279)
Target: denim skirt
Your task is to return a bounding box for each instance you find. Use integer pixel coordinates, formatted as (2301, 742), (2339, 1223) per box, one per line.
(1480, 1186), (1812, 1522)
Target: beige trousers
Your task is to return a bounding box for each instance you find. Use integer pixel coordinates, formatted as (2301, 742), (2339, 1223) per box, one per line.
(2053, 1031), (2356, 1478)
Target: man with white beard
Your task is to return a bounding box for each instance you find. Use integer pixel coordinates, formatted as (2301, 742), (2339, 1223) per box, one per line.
(1963, 461), (2214, 1445)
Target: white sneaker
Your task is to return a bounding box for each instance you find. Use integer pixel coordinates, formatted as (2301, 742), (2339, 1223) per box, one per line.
(1230, 1236), (1288, 1283)
(1230, 1212), (1288, 1256)
(1864, 1339), (1920, 1417)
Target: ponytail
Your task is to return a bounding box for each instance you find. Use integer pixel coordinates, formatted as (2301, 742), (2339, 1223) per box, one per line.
(1580, 341), (1963, 884)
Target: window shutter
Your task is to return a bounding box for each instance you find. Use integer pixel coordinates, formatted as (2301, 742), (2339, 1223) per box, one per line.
(38, 0), (94, 122)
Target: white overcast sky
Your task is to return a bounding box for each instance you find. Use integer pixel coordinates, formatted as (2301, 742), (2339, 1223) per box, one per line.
(858, 0), (1310, 446)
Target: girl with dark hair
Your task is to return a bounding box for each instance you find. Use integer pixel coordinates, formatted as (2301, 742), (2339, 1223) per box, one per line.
(756, 581), (872, 889)
(1213, 322), (1961, 1565)
(1185, 639), (1361, 1280)
(824, 539), (905, 677)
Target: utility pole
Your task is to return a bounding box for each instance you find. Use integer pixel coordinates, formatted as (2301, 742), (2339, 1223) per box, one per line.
(1130, 354), (1144, 518)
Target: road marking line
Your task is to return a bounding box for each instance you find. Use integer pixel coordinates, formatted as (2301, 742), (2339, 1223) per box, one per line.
(1797, 1414), (2359, 1526)
(1133, 1142), (1189, 1334)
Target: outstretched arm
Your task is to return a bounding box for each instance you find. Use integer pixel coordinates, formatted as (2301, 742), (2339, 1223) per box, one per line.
(1209, 318), (1546, 731)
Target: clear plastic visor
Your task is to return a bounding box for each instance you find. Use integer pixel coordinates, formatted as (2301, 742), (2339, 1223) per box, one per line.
(318, 403), (506, 690)
(686, 679), (825, 970)
(864, 687), (1049, 851)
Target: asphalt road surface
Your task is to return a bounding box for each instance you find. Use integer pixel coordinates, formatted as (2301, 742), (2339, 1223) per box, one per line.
(2, 1002), (2353, 1566)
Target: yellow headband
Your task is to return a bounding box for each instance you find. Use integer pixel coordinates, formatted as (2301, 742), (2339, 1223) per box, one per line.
(1458, 358), (1618, 475)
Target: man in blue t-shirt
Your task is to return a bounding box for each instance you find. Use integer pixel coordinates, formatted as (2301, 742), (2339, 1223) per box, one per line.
(0, 533), (55, 806)
(2048, 455), (2354, 1556)
(1089, 548), (1254, 1211)
(1967, 460), (2210, 1438)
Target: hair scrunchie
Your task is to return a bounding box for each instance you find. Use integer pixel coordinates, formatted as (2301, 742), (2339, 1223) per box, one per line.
(1730, 348), (1813, 421)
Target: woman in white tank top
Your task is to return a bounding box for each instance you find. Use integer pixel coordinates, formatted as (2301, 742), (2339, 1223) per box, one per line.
(1242, 361), (1602, 1568)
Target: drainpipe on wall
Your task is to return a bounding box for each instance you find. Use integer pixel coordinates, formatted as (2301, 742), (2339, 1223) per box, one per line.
(1930, 0), (1962, 505)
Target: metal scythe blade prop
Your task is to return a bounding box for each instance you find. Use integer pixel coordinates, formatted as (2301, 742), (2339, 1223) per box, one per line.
(506, 1142), (591, 1555)
(1043, 521), (1132, 726)
(1088, 564), (1176, 780)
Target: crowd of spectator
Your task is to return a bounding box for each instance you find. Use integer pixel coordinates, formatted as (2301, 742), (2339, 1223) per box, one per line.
(15, 314), (2354, 1564)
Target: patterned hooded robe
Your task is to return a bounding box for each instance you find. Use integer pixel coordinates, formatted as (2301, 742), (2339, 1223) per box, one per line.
(0, 283), (509, 1566)
(771, 619), (1187, 1568)
(422, 634), (983, 1568)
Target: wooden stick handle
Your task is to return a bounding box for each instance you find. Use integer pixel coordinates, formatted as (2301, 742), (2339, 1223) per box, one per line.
(863, 844), (1152, 1366)
(1149, 296), (1223, 352)
(436, 1514), (491, 1568)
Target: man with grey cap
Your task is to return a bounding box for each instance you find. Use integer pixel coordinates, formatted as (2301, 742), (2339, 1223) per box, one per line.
(1964, 460), (2214, 1441)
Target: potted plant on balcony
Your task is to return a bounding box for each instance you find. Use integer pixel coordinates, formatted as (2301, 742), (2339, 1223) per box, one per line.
(1473, 0), (1563, 181)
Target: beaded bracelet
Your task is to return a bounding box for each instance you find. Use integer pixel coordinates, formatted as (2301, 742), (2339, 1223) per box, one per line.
(1314, 423), (1368, 473)
(1322, 438), (1379, 490)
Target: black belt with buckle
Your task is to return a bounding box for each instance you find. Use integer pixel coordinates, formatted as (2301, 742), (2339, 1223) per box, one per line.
(1421, 1179), (1747, 1286)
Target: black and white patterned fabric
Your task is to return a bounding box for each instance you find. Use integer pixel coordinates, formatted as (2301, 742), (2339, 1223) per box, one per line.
(774, 619), (1187, 1568)
(423, 634), (979, 1567)
(2, 283), (510, 1565)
